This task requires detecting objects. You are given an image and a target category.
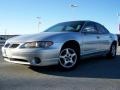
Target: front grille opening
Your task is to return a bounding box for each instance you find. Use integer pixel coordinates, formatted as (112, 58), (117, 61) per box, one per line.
(10, 44), (19, 48)
(10, 58), (28, 62)
(5, 43), (10, 48)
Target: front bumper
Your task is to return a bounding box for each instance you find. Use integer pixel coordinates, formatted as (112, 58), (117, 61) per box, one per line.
(1, 43), (61, 66)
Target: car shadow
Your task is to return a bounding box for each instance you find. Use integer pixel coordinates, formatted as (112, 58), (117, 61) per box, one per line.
(29, 55), (120, 79)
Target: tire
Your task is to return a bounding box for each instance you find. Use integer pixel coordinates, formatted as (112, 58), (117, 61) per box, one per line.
(107, 44), (117, 59)
(58, 47), (79, 70)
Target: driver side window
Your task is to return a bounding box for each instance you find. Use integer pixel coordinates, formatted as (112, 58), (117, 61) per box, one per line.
(65, 26), (75, 31)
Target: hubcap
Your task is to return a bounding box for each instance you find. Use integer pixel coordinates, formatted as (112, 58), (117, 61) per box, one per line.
(59, 48), (77, 68)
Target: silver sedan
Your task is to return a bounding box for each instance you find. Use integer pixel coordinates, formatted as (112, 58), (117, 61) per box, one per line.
(1, 21), (118, 70)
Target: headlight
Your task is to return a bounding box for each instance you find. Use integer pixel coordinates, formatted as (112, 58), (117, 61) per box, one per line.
(21, 41), (53, 48)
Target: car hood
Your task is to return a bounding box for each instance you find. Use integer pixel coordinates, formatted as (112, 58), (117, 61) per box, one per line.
(7, 32), (78, 43)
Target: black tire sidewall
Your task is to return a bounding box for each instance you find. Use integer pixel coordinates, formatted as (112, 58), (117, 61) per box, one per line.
(108, 44), (116, 58)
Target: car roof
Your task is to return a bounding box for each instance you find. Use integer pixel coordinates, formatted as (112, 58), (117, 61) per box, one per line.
(60, 20), (98, 24)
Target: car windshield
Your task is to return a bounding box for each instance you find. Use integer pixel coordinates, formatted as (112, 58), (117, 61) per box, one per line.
(45, 21), (84, 32)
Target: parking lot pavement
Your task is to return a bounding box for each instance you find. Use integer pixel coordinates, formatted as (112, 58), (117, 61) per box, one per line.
(0, 47), (120, 90)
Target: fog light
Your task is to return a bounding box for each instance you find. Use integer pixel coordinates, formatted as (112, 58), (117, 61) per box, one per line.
(31, 57), (41, 64)
(34, 57), (41, 64)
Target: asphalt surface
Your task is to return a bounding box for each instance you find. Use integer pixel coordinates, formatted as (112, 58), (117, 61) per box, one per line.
(0, 47), (120, 90)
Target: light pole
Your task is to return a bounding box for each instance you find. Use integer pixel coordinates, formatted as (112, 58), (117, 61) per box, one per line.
(36, 17), (41, 32)
(4, 29), (7, 40)
(118, 13), (120, 33)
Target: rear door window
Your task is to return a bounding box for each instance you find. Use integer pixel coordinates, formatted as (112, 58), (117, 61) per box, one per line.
(96, 23), (109, 34)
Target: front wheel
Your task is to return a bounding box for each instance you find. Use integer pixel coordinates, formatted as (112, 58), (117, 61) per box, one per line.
(59, 48), (79, 70)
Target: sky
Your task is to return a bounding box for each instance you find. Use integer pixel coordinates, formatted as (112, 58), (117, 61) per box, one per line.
(0, 0), (120, 35)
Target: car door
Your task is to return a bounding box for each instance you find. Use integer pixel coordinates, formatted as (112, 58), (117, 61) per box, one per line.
(80, 22), (101, 55)
(95, 23), (111, 51)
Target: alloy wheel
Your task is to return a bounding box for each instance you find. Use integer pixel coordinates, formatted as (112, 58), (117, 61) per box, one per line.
(59, 48), (77, 69)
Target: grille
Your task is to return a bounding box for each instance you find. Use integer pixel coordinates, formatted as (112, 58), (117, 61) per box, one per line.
(10, 58), (28, 62)
(4, 43), (10, 48)
(4, 57), (28, 62)
(10, 44), (19, 48)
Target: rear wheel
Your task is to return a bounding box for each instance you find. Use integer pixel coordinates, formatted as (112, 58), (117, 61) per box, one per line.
(107, 44), (117, 58)
(59, 47), (79, 70)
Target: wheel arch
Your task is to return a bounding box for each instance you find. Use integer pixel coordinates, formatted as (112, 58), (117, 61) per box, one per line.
(60, 40), (80, 54)
(111, 40), (117, 47)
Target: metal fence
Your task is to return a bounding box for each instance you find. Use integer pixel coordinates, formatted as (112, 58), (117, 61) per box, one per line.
(0, 35), (18, 46)
(0, 41), (6, 46)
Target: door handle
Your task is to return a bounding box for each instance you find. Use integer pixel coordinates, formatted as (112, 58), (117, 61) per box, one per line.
(96, 36), (100, 39)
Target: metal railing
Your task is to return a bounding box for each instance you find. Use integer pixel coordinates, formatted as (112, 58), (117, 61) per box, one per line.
(0, 40), (5, 46)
